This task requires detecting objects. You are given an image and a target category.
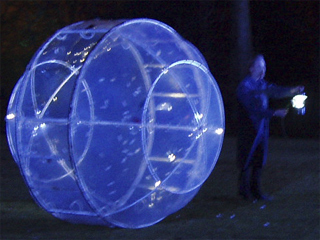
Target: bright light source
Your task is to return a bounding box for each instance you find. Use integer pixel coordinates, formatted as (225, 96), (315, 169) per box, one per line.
(292, 94), (307, 109)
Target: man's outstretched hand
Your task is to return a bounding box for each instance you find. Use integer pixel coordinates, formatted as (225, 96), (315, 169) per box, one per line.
(274, 109), (289, 118)
(291, 86), (305, 95)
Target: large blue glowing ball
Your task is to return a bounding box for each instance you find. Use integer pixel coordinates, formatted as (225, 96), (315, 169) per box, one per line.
(6, 19), (225, 228)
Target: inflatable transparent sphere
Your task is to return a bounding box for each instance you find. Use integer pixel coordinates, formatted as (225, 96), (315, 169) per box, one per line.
(6, 19), (225, 228)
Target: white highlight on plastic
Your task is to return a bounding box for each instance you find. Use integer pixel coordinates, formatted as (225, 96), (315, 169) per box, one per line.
(194, 112), (203, 122)
(6, 113), (15, 120)
(155, 181), (161, 188)
(156, 102), (172, 111)
(215, 128), (224, 135)
(168, 153), (176, 162)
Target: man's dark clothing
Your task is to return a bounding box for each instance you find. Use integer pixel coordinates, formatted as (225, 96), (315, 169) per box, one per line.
(237, 76), (294, 169)
(236, 76), (294, 199)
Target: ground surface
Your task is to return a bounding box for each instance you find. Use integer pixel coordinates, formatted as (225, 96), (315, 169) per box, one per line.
(1, 134), (319, 239)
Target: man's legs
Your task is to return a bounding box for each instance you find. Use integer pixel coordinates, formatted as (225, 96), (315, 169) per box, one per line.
(239, 168), (251, 199)
(250, 144), (273, 200)
(237, 124), (256, 200)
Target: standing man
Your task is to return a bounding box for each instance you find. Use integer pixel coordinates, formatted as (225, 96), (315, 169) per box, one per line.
(236, 54), (303, 201)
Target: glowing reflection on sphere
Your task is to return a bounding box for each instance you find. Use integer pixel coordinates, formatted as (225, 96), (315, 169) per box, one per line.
(6, 19), (225, 228)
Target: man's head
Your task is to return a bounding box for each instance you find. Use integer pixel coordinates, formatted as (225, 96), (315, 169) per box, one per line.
(249, 54), (266, 81)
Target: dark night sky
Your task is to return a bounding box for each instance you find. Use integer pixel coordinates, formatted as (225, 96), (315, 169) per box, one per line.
(249, 1), (319, 138)
(1, 0), (319, 138)
(250, 1), (318, 84)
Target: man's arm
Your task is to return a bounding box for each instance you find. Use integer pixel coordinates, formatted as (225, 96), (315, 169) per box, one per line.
(237, 81), (274, 118)
(265, 82), (304, 99)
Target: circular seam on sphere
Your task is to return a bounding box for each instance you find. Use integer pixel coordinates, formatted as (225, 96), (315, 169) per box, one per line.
(141, 60), (224, 194)
(5, 18), (225, 229)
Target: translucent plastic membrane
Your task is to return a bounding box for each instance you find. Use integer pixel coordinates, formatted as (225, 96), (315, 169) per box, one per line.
(6, 19), (225, 228)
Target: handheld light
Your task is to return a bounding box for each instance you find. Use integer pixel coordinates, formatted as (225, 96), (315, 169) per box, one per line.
(291, 93), (307, 115)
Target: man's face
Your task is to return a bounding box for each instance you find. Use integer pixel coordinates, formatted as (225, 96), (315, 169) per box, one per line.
(250, 56), (266, 80)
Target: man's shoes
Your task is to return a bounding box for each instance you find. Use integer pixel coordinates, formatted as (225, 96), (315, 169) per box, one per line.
(239, 191), (251, 200)
(239, 190), (274, 201)
(252, 192), (274, 201)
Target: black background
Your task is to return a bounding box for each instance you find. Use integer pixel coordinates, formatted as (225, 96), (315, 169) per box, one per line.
(1, 0), (319, 138)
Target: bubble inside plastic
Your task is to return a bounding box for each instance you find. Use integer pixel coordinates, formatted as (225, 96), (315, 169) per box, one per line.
(6, 19), (225, 229)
